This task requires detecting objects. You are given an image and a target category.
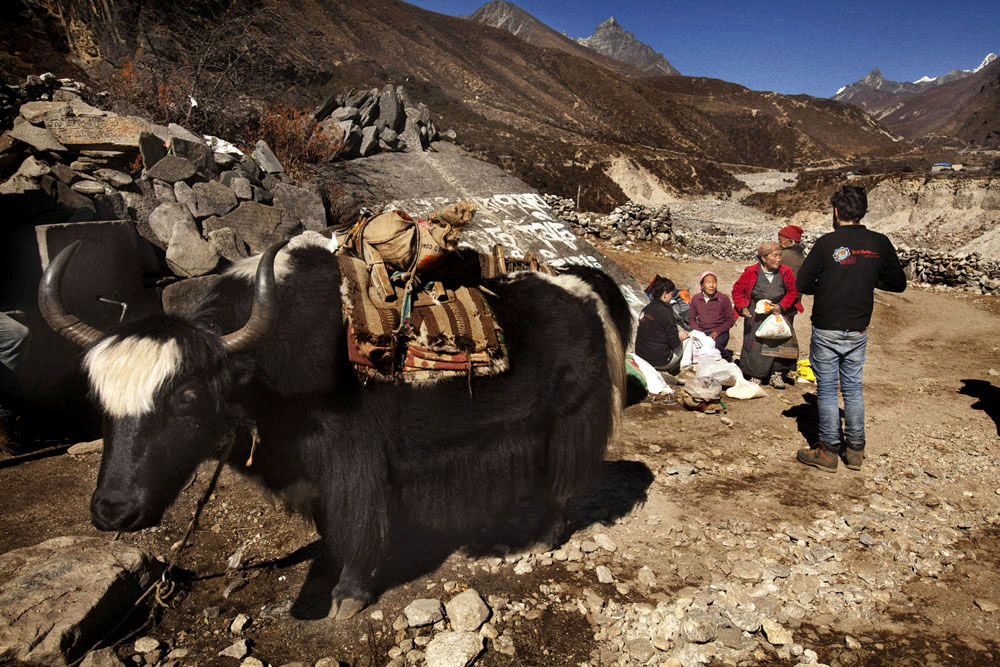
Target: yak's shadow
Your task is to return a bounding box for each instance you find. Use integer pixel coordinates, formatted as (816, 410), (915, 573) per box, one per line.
(278, 459), (653, 619)
(959, 379), (1000, 436)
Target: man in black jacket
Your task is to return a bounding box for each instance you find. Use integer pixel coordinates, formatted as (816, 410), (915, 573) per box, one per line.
(794, 186), (907, 472)
(635, 276), (688, 375)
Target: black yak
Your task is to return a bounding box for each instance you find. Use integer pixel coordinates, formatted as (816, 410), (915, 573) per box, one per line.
(39, 237), (632, 618)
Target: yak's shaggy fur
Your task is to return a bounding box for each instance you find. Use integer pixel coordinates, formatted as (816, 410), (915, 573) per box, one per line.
(85, 245), (633, 615)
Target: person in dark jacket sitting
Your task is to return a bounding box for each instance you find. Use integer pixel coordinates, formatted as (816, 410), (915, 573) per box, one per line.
(635, 276), (689, 376)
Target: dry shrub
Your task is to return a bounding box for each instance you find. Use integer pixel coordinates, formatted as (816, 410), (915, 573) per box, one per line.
(106, 59), (188, 125)
(246, 104), (347, 180)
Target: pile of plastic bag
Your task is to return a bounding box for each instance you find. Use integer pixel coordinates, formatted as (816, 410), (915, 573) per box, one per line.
(696, 356), (767, 400)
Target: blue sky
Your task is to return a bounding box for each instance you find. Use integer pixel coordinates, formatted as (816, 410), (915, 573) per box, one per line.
(406, 0), (999, 97)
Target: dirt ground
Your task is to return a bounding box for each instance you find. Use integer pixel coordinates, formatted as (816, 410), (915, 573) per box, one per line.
(2, 242), (999, 666)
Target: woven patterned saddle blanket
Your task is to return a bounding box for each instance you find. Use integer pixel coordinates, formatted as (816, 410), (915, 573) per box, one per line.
(337, 256), (509, 384)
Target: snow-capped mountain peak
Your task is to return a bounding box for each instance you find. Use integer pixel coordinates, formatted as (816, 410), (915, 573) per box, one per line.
(975, 53), (997, 73)
(913, 75), (936, 84)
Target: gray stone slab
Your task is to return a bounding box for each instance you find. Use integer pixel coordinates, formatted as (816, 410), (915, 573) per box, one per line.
(145, 155), (196, 183)
(45, 115), (150, 150)
(70, 180), (107, 196)
(166, 216), (220, 278)
(138, 131), (167, 169)
(252, 140), (285, 174)
(192, 180), (238, 219)
(376, 83), (403, 133)
(19, 101), (71, 124)
(94, 168), (133, 188)
(169, 136), (213, 176)
(173, 181), (198, 217)
(0, 536), (160, 666)
(231, 177), (253, 200)
(149, 201), (196, 246)
(359, 126), (378, 157)
(205, 201), (299, 254)
(271, 182), (326, 231)
(9, 121), (67, 152)
(206, 226), (250, 262)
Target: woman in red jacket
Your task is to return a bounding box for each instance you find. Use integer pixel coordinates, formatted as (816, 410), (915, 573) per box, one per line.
(732, 241), (804, 388)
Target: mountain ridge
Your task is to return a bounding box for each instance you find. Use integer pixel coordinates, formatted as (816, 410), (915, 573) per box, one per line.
(833, 53), (1000, 147)
(576, 16), (680, 76)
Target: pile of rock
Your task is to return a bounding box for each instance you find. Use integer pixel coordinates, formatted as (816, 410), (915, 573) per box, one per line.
(312, 84), (449, 159)
(385, 589), (510, 666)
(897, 246), (1000, 293)
(665, 225), (816, 263)
(1, 73), (329, 285)
(0, 72), (85, 128)
(544, 195), (672, 245)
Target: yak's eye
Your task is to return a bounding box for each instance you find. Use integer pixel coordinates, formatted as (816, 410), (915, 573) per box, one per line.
(173, 384), (200, 414)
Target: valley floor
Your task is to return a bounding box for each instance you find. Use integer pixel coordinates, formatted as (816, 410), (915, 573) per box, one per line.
(2, 244), (999, 666)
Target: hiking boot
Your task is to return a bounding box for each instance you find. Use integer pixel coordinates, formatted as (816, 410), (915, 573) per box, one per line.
(769, 372), (786, 390)
(796, 443), (839, 473)
(842, 443), (865, 471)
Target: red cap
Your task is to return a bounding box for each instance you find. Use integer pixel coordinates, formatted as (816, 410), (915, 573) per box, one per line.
(778, 225), (803, 242)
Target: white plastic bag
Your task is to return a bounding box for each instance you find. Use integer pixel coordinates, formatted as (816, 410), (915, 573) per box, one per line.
(754, 299), (774, 315)
(680, 336), (694, 369)
(685, 376), (722, 401)
(630, 353), (673, 395)
(696, 359), (742, 387)
(688, 330), (720, 365)
(755, 313), (792, 339)
(726, 375), (767, 399)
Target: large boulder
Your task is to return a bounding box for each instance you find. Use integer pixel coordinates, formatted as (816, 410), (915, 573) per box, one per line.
(0, 536), (161, 666)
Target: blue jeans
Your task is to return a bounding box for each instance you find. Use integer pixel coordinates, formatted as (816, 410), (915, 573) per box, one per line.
(809, 328), (867, 449)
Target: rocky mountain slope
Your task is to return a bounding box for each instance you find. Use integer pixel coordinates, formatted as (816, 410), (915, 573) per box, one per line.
(834, 54), (1000, 148)
(576, 16), (680, 76)
(3, 0), (910, 209)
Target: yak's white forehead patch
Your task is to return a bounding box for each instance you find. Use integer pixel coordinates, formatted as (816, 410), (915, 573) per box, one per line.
(84, 336), (183, 418)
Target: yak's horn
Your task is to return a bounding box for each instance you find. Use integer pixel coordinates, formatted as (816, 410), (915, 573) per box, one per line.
(220, 240), (288, 354)
(38, 241), (105, 348)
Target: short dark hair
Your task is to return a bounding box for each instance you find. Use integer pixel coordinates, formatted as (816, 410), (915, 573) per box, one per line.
(649, 276), (675, 300)
(831, 185), (868, 222)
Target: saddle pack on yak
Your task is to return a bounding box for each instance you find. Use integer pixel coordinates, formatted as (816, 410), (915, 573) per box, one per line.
(335, 201), (550, 386)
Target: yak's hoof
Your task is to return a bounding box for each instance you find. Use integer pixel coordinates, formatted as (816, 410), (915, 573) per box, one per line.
(334, 597), (366, 620)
